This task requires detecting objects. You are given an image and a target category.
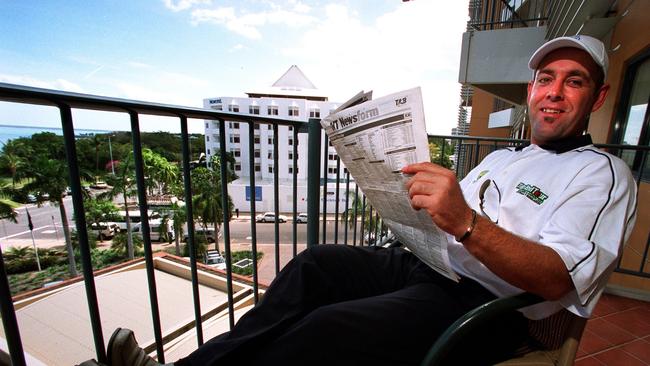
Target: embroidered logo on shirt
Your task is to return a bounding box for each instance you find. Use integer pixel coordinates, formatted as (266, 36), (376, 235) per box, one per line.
(473, 170), (489, 182)
(516, 182), (548, 205)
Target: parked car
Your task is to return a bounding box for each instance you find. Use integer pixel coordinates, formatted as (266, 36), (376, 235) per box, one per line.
(255, 212), (288, 223)
(204, 250), (226, 270)
(130, 219), (175, 242)
(25, 194), (37, 203)
(90, 181), (108, 189)
(90, 222), (118, 240)
(183, 228), (219, 243)
(296, 213), (308, 223)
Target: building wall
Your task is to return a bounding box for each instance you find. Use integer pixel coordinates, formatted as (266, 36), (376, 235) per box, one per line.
(467, 87), (511, 138)
(586, 0), (650, 297)
(588, 0), (650, 144)
(203, 96), (354, 213)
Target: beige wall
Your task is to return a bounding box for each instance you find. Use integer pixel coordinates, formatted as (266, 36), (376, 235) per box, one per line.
(468, 87), (512, 138)
(589, 0), (650, 144)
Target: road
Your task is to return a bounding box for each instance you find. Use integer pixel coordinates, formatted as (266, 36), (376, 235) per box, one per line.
(0, 200), (366, 251)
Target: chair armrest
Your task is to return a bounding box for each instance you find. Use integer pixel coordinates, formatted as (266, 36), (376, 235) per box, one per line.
(420, 292), (544, 366)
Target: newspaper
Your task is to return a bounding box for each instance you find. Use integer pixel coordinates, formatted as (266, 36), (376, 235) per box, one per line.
(321, 87), (459, 281)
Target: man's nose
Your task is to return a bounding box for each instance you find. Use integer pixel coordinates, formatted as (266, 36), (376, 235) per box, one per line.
(546, 80), (563, 101)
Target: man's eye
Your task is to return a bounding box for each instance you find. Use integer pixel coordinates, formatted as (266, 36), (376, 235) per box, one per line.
(538, 77), (551, 84)
(567, 79), (584, 87)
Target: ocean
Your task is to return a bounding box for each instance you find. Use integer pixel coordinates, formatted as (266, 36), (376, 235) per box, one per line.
(0, 124), (112, 146)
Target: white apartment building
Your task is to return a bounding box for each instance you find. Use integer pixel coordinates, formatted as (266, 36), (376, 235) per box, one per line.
(203, 65), (354, 213)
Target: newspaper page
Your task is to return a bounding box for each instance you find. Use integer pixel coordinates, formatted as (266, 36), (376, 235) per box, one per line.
(321, 87), (459, 281)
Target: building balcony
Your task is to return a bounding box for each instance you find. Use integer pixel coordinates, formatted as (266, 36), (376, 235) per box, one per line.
(0, 83), (648, 365)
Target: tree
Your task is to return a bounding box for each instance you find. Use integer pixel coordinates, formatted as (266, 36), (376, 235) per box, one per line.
(429, 138), (455, 169)
(0, 181), (19, 223)
(101, 155), (137, 259)
(190, 153), (237, 253)
(167, 200), (186, 256)
(84, 198), (118, 242)
(142, 148), (179, 196)
(22, 156), (79, 276)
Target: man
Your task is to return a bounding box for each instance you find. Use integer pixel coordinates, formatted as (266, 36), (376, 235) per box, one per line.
(101, 35), (637, 366)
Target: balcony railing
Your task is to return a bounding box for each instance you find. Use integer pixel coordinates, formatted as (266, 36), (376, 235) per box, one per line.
(0, 82), (648, 365)
(468, 0), (552, 31)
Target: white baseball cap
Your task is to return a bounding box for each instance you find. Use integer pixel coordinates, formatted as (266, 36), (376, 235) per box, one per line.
(528, 35), (608, 80)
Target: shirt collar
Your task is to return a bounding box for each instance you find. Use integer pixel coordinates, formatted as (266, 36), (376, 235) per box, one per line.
(515, 134), (593, 154)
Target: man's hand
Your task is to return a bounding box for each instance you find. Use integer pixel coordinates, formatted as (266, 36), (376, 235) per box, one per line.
(402, 162), (573, 300)
(402, 162), (473, 240)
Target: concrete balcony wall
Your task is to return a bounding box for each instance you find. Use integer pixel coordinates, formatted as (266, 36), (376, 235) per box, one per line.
(488, 107), (515, 128)
(459, 26), (547, 104)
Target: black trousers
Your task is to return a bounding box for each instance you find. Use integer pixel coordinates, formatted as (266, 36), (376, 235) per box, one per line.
(175, 245), (527, 366)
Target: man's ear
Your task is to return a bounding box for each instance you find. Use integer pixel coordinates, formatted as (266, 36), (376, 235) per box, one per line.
(526, 80), (533, 104)
(591, 84), (610, 112)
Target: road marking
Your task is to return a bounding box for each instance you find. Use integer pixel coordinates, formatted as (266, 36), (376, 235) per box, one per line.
(0, 226), (52, 240)
(41, 230), (56, 234)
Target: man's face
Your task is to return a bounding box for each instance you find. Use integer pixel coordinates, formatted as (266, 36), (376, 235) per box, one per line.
(527, 48), (609, 145)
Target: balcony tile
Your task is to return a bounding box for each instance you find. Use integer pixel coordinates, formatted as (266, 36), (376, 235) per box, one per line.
(594, 347), (646, 366)
(585, 318), (636, 347)
(604, 308), (650, 338)
(575, 356), (606, 366)
(621, 338), (650, 364)
(579, 328), (613, 354)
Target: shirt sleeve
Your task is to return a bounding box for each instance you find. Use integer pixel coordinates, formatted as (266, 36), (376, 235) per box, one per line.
(537, 153), (637, 310)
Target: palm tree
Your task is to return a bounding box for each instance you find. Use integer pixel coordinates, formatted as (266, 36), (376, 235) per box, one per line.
(0, 181), (19, 223)
(101, 155), (137, 259)
(22, 157), (79, 276)
(0, 140), (28, 188)
(168, 200), (186, 256)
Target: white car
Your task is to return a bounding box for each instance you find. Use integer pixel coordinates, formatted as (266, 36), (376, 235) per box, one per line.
(255, 212), (288, 223)
(89, 222), (118, 240)
(204, 250), (226, 270)
(296, 213), (308, 224)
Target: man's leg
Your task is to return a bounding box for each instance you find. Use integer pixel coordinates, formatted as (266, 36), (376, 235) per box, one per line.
(175, 244), (446, 365)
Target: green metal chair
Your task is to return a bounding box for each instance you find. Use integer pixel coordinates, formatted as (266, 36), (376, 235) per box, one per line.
(421, 293), (587, 366)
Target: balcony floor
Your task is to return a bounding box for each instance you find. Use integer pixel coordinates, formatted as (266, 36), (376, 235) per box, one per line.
(575, 293), (650, 365)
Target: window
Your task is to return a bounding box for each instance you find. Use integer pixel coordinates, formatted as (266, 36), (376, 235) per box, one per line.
(268, 166), (273, 173)
(229, 122), (240, 129)
(232, 149), (241, 158)
(205, 122), (209, 128)
(206, 135), (209, 142)
(309, 108), (320, 118)
(288, 152), (293, 160)
(268, 106), (279, 115)
(288, 139), (293, 146)
(235, 164), (241, 171)
(230, 135), (240, 143)
(328, 167), (337, 174)
(228, 104), (239, 112)
(288, 125), (293, 131)
(249, 105), (260, 115)
(212, 105), (222, 111)
(289, 167), (298, 174)
(254, 123), (260, 130)
(254, 137), (260, 144)
(268, 137), (273, 145)
(254, 150), (261, 158)
(329, 153), (337, 161)
(613, 50), (650, 180)
(268, 152), (273, 159)
(268, 124), (273, 130)
(288, 106), (299, 116)
(207, 149), (211, 155)
(254, 164), (261, 172)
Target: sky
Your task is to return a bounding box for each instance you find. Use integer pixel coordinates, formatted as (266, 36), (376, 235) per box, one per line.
(0, 0), (469, 135)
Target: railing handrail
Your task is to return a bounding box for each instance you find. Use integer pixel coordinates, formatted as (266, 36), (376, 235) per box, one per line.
(0, 82), (301, 126)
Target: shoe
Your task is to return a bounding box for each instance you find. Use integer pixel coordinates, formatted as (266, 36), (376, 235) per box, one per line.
(107, 328), (162, 366)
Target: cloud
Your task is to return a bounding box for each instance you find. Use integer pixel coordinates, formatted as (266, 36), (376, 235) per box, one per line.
(190, 4), (317, 39)
(0, 74), (85, 93)
(229, 44), (246, 52)
(280, 1), (469, 134)
(162, 0), (211, 12)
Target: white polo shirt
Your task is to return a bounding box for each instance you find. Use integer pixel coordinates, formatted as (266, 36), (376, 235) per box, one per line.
(449, 135), (638, 319)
